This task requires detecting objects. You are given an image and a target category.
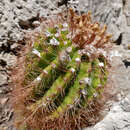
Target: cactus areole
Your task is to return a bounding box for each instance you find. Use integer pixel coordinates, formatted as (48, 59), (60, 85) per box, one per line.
(13, 8), (112, 130)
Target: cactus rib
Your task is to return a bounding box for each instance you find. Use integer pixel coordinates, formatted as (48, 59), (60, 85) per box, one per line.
(29, 51), (81, 112)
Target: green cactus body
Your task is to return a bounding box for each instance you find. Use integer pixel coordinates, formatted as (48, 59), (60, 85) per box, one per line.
(51, 62), (91, 118)
(30, 51), (81, 111)
(14, 9), (112, 130)
(24, 27), (72, 85)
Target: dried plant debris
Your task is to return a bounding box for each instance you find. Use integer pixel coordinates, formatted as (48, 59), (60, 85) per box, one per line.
(12, 8), (112, 130)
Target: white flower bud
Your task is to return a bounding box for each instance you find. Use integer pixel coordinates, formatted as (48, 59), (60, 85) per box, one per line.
(66, 47), (72, 53)
(99, 62), (104, 67)
(70, 68), (75, 73)
(66, 33), (71, 38)
(51, 63), (56, 68)
(98, 84), (102, 88)
(87, 52), (91, 57)
(81, 89), (87, 95)
(32, 49), (41, 57)
(84, 77), (91, 85)
(63, 23), (68, 28)
(36, 76), (41, 81)
(45, 31), (51, 37)
(61, 28), (67, 31)
(78, 50), (82, 55)
(75, 58), (81, 63)
(46, 97), (50, 101)
(64, 41), (67, 45)
(55, 33), (59, 37)
(50, 37), (59, 46)
(93, 93), (98, 97)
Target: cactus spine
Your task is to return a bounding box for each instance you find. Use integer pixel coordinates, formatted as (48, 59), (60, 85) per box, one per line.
(14, 8), (111, 130)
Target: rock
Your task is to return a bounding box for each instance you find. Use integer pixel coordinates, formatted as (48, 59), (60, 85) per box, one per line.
(108, 46), (130, 95)
(0, 86), (12, 94)
(10, 43), (19, 50)
(124, 0), (130, 26)
(120, 97), (130, 112)
(0, 108), (13, 124)
(0, 72), (7, 86)
(83, 97), (130, 130)
(0, 98), (8, 106)
(122, 27), (130, 49)
(0, 53), (17, 67)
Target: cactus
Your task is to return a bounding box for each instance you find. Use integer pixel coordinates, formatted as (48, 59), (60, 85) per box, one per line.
(14, 8), (112, 130)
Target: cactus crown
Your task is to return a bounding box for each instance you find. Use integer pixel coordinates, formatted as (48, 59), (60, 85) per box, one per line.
(13, 8), (112, 130)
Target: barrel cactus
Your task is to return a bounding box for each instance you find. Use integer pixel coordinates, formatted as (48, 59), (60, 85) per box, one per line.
(13, 8), (112, 130)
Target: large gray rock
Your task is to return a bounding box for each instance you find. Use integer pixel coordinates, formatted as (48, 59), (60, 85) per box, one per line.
(84, 96), (130, 130)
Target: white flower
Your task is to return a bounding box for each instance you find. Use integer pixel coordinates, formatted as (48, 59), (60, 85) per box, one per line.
(55, 33), (59, 37)
(64, 41), (67, 45)
(61, 28), (68, 31)
(36, 76), (41, 81)
(99, 62), (104, 67)
(45, 31), (51, 37)
(66, 47), (72, 53)
(98, 84), (102, 88)
(93, 93), (98, 97)
(32, 49), (41, 57)
(75, 58), (81, 63)
(81, 89), (87, 95)
(50, 37), (59, 46)
(46, 97), (50, 101)
(78, 50), (82, 55)
(70, 68), (75, 73)
(87, 52), (91, 57)
(84, 77), (91, 85)
(63, 23), (68, 28)
(66, 33), (71, 38)
(51, 63), (56, 68)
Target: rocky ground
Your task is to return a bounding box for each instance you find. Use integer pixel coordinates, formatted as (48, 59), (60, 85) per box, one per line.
(0, 0), (130, 130)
